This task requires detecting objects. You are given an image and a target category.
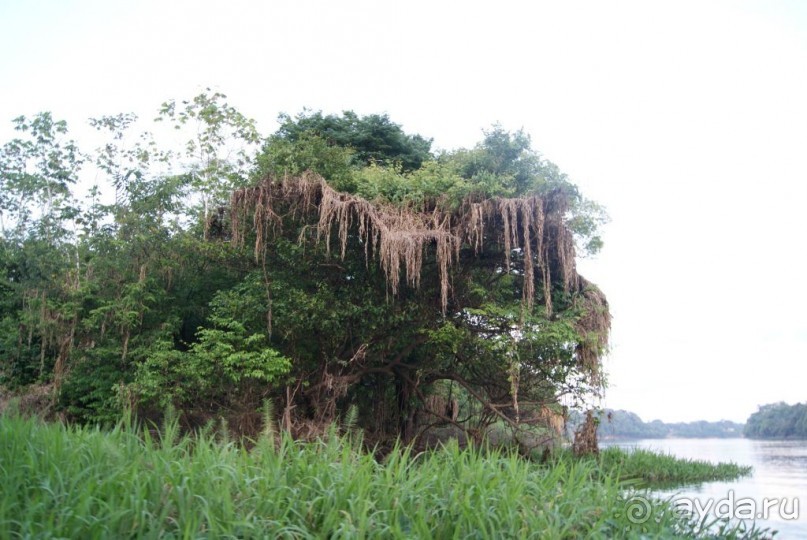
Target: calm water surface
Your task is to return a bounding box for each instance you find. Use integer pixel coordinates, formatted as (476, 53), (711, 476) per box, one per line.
(606, 438), (807, 538)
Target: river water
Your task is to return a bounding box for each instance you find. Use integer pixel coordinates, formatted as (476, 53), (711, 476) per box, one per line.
(605, 438), (807, 538)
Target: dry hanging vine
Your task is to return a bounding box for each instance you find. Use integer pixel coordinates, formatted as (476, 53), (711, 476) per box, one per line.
(230, 171), (610, 382)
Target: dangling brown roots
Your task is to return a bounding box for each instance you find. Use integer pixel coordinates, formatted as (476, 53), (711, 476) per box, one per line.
(573, 410), (600, 456)
(230, 172), (610, 378)
(232, 172), (460, 312)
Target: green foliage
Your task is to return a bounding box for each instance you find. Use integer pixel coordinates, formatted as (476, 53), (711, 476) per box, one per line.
(0, 413), (771, 539)
(352, 160), (471, 208)
(58, 346), (132, 424)
(254, 131), (357, 190)
(273, 109), (433, 172)
(255, 110), (438, 195)
(439, 125), (607, 253)
(0, 112), (83, 242)
(592, 447), (753, 487)
(191, 317), (289, 385)
(134, 281), (290, 411)
(566, 198), (609, 256)
(744, 402), (807, 439)
(446, 124), (540, 196)
(0, 97), (259, 422)
(156, 88), (260, 237)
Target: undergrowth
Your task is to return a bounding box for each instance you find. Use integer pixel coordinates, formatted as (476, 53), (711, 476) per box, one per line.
(0, 411), (770, 539)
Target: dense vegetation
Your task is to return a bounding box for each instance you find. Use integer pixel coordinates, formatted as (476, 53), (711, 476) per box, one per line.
(0, 91), (610, 449)
(0, 411), (765, 539)
(0, 94), (774, 538)
(744, 402), (807, 439)
(568, 410), (745, 440)
(595, 447), (751, 486)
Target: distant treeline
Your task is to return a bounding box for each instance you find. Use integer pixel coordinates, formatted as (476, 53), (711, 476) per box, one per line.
(568, 409), (744, 440)
(744, 402), (807, 439)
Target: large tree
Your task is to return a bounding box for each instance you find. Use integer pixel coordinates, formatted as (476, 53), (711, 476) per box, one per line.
(0, 99), (609, 448)
(223, 119), (610, 446)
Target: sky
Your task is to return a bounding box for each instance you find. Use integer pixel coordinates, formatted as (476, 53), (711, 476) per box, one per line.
(1, 0), (806, 423)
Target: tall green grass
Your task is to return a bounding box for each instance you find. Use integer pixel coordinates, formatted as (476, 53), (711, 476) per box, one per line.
(570, 447), (754, 487)
(0, 412), (768, 539)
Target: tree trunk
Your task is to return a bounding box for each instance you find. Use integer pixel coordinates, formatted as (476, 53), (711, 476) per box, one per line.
(394, 369), (416, 443)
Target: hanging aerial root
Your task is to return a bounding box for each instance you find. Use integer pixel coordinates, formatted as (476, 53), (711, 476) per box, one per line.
(231, 173), (459, 313)
(229, 172), (603, 342)
(573, 278), (611, 386)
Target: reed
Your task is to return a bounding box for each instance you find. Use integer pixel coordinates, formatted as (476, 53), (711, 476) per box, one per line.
(597, 446), (753, 486)
(0, 412), (767, 539)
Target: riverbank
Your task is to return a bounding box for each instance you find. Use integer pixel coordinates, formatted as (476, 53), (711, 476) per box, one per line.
(605, 437), (807, 537)
(0, 412), (768, 538)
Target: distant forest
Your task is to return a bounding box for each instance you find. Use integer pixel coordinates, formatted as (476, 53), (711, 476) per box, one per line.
(744, 402), (807, 439)
(568, 409), (744, 439)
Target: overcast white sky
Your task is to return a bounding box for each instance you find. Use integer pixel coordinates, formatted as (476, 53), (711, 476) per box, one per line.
(2, 0), (806, 423)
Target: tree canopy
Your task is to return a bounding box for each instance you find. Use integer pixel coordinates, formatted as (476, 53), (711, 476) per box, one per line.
(268, 110), (433, 173)
(0, 94), (610, 448)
